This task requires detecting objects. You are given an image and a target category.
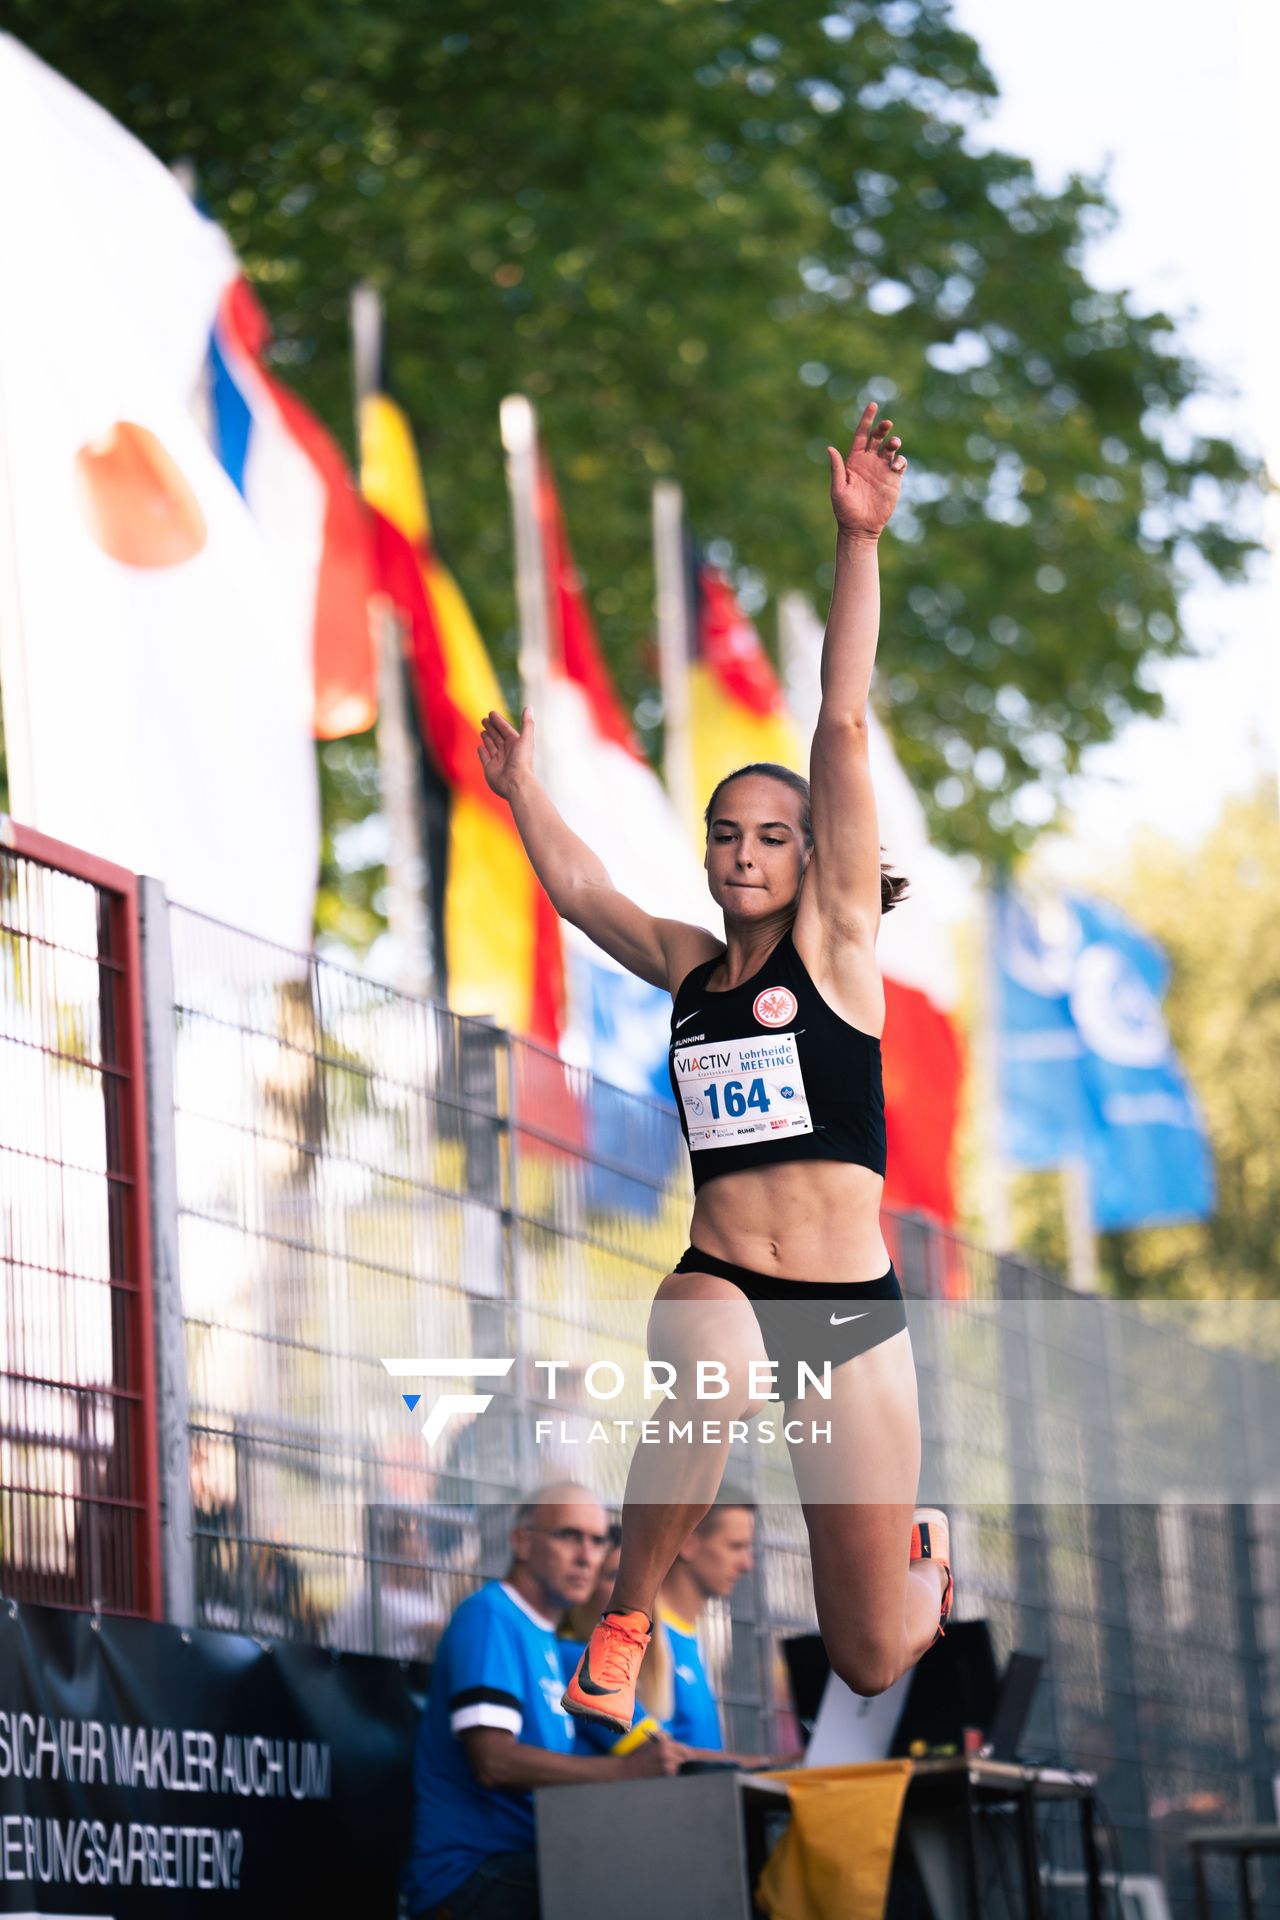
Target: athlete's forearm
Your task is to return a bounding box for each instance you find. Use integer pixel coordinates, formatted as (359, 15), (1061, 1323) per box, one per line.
(818, 528), (881, 724)
(505, 770), (612, 912)
(466, 1736), (625, 1790)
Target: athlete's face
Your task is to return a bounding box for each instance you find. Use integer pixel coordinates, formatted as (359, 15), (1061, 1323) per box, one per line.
(681, 1508), (756, 1599)
(704, 776), (811, 919)
(513, 1496), (610, 1609)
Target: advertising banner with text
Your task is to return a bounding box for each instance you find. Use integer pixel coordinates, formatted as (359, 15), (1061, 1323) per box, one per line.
(0, 1604), (426, 1914)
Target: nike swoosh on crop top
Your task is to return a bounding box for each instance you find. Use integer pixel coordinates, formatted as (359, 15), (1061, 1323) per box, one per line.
(668, 924), (887, 1191)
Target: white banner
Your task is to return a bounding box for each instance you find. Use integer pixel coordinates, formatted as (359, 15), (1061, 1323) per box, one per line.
(0, 36), (319, 949)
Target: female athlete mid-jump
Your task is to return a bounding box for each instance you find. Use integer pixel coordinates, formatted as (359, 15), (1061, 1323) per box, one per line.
(478, 402), (952, 1734)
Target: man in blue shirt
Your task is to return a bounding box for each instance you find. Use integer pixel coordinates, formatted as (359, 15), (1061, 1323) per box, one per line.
(656, 1498), (759, 1754)
(403, 1483), (683, 1920)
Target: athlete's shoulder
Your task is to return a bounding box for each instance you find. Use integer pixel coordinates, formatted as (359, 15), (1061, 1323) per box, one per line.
(789, 905), (885, 1035)
(666, 925), (724, 1002)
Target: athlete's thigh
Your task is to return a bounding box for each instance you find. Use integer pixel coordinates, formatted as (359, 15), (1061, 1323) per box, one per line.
(648, 1268), (769, 1417)
(787, 1328), (922, 1626)
(788, 1325), (920, 1502)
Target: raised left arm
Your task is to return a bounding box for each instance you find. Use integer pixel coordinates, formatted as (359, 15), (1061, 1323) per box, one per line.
(802, 403), (907, 943)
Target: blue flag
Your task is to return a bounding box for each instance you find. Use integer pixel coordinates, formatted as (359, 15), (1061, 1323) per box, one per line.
(571, 956), (682, 1221)
(581, 958), (676, 1107)
(994, 889), (1213, 1230)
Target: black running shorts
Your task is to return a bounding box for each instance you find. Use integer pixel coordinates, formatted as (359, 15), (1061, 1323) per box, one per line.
(671, 1244), (907, 1381)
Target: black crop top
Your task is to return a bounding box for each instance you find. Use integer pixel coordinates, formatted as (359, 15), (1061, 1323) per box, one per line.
(667, 925), (887, 1191)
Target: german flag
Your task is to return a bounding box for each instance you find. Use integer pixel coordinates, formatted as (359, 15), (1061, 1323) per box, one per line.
(359, 393), (564, 1044)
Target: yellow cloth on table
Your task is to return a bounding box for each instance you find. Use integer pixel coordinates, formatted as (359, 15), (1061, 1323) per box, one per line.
(755, 1760), (914, 1920)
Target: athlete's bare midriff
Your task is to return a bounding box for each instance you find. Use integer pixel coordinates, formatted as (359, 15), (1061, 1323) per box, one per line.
(686, 1156), (891, 1283)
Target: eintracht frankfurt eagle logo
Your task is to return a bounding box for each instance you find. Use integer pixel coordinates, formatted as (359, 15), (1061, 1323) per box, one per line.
(753, 985), (797, 1027)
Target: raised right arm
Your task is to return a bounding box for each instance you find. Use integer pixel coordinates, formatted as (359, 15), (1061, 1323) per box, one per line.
(479, 708), (720, 994)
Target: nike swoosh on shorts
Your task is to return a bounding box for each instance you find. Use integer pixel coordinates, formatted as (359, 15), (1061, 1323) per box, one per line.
(829, 1310), (871, 1326)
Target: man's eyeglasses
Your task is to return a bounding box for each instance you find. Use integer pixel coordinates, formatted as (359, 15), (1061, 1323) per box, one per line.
(528, 1526), (612, 1550)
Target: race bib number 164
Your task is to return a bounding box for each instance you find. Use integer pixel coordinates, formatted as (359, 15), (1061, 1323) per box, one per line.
(672, 1032), (813, 1151)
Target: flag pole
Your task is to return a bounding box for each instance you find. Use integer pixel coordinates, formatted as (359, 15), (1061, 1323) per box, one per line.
(500, 394), (590, 1064)
(350, 283), (438, 1000)
(777, 590), (823, 755)
(978, 875), (1014, 1255)
(1061, 1155), (1099, 1292)
(500, 395), (552, 729)
(0, 296), (31, 825)
(652, 481), (696, 838)
(350, 281), (383, 432)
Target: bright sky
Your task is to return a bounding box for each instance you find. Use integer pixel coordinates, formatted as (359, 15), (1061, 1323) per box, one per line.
(947, 0), (1278, 885)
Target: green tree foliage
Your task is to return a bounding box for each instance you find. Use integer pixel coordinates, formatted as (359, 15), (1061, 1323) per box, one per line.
(0, 0), (1261, 939)
(1006, 789), (1280, 1306)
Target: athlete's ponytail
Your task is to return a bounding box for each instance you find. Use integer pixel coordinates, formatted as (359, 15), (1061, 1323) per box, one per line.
(880, 864), (909, 914)
(703, 761), (910, 914)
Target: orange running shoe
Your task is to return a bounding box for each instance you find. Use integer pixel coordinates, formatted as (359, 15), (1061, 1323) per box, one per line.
(561, 1608), (652, 1735)
(911, 1509), (954, 1649)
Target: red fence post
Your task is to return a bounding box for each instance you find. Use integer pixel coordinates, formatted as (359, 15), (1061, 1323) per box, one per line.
(2, 820), (162, 1619)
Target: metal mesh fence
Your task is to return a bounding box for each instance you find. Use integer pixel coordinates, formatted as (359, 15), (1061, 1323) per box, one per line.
(153, 895), (1280, 1914)
(0, 830), (158, 1617)
(166, 902), (696, 1646)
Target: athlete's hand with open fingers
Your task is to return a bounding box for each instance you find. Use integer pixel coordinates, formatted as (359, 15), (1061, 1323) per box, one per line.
(477, 706), (534, 801)
(827, 400), (908, 539)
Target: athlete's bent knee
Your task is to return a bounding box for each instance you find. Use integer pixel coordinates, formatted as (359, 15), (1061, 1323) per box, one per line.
(830, 1645), (902, 1699)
